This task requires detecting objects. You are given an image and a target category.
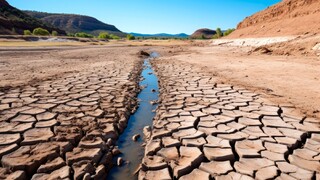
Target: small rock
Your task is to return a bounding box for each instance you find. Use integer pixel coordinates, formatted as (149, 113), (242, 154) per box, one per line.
(132, 134), (141, 141)
(117, 157), (123, 166)
(139, 50), (150, 56)
(112, 147), (121, 156)
(83, 173), (91, 180)
(150, 100), (158, 105)
(253, 46), (272, 54)
(107, 138), (113, 146)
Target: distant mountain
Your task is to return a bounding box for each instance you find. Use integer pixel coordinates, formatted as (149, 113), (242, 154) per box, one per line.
(190, 28), (216, 39)
(0, 0), (65, 35)
(129, 32), (189, 38)
(24, 11), (126, 37)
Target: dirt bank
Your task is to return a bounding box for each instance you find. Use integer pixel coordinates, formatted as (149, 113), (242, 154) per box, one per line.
(229, 0), (320, 38)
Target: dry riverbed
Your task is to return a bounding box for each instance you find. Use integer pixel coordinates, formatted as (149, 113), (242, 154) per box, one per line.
(0, 46), (146, 179)
(162, 44), (320, 119)
(0, 40), (319, 179)
(139, 58), (320, 179)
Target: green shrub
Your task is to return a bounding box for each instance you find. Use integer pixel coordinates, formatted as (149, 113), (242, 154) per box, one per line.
(75, 32), (94, 38)
(212, 34), (219, 39)
(52, 31), (58, 36)
(98, 32), (121, 40)
(33, 28), (50, 36)
(110, 34), (120, 40)
(67, 33), (75, 37)
(127, 34), (135, 40)
(211, 27), (224, 39)
(216, 28), (223, 38)
(98, 32), (111, 39)
(223, 28), (235, 36)
(23, 30), (32, 35)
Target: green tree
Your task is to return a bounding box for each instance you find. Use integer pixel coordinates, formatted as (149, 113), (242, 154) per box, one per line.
(74, 32), (94, 38)
(98, 32), (111, 39)
(67, 33), (75, 37)
(33, 28), (50, 36)
(212, 34), (217, 39)
(223, 28), (235, 36)
(23, 30), (32, 35)
(127, 34), (135, 40)
(110, 34), (120, 40)
(52, 31), (58, 36)
(216, 27), (223, 38)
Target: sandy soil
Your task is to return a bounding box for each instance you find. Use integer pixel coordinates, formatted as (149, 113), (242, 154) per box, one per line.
(159, 44), (320, 119)
(0, 39), (187, 89)
(0, 46), (139, 88)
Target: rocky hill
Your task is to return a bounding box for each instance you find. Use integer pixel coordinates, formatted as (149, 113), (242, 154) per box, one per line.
(190, 28), (216, 39)
(228, 0), (320, 38)
(24, 11), (126, 37)
(0, 0), (65, 35)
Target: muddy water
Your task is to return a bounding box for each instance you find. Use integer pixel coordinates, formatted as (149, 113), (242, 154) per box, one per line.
(107, 54), (159, 180)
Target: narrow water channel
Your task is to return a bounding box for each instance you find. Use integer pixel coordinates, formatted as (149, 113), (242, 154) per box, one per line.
(107, 53), (159, 180)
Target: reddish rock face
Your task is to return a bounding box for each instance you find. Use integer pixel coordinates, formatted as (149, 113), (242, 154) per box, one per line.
(230, 0), (320, 38)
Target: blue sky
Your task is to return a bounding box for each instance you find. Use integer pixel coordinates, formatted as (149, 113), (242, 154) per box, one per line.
(7, 0), (281, 34)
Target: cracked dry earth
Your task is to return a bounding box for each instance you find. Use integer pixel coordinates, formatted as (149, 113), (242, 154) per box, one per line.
(139, 59), (320, 180)
(0, 58), (141, 179)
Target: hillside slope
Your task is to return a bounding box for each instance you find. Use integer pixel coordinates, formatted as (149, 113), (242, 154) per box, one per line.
(0, 0), (65, 35)
(25, 11), (126, 37)
(228, 0), (320, 38)
(190, 28), (216, 39)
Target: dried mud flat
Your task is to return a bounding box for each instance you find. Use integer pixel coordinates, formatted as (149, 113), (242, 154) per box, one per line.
(139, 59), (320, 179)
(0, 52), (142, 179)
(0, 43), (319, 180)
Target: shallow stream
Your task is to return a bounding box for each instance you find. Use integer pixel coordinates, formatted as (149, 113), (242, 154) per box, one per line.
(107, 53), (159, 180)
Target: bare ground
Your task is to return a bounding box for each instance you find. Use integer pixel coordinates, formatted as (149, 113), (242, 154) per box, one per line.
(0, 39), (319, 179)
(0, 40), (319, 118)
(0, 46), (146, 88)
(158, 44), (320, 119)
